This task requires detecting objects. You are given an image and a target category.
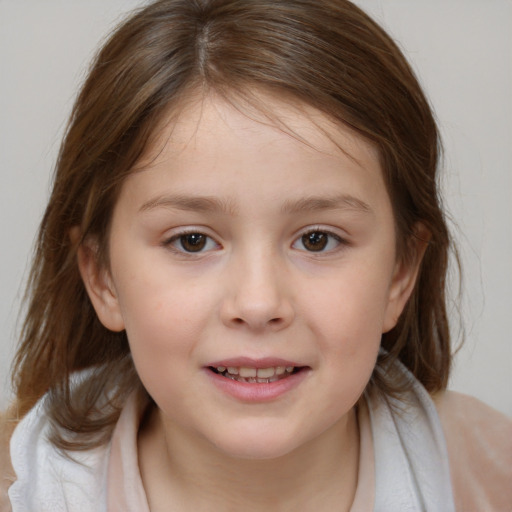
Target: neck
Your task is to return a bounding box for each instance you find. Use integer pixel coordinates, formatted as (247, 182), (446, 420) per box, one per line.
(138, 405), (360, 512)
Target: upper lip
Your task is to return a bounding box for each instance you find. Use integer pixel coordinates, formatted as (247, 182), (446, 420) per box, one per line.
(206, 357), (304, 369)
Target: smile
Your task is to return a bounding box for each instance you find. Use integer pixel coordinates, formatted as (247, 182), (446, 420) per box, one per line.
(205, 358), (310, 401)
(209, 366), (299, 383)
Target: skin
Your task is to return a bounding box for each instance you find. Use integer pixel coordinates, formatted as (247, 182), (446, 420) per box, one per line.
(79, 93), (425, 511)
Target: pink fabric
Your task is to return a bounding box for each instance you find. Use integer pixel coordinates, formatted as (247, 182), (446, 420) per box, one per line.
(434, 391), (512, 512)
(350, 399), (375, 511)
(107, 392), (150, 511)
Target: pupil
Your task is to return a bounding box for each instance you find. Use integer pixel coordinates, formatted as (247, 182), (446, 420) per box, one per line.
(181, 233), (206, 252)
(303, 232), (327, 251)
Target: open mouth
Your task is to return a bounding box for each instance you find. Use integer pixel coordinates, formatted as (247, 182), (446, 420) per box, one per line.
(208, 365), (304, 384)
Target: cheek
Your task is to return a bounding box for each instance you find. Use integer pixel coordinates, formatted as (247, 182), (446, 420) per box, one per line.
(296, 266), (391, 391)
(301, 267), (392, 343)
(117, 281), (212, 412)
(113, 270), (216, 372)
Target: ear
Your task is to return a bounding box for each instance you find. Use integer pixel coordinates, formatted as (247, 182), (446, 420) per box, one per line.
(72, 228), (125, 332)
(382, 223), (430, 333)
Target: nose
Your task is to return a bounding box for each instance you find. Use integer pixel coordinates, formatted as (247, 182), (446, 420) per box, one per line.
(220, 249), (294, 333)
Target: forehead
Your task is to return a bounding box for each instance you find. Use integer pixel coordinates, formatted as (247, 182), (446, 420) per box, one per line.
(139, 90), (377, 164)
(123, 91), (389, 213)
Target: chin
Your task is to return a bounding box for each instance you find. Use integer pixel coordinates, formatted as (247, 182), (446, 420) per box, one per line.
(217, 440), (299, 461)
(209, 423), (308, 461)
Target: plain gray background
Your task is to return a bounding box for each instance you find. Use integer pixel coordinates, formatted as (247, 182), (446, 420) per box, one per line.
(0, 0), (511, 415)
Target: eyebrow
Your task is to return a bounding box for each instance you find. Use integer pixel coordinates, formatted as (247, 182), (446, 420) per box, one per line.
(280, 194), (373, 215)
(139, 193), (372, 216)
(139, 194), (239, 215)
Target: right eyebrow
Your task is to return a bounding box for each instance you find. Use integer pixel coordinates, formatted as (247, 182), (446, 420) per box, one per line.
(139, 194), (239, 216)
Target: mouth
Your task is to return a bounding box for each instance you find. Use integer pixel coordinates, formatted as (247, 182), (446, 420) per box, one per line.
(205, 358), (310, 401)
(208, 365), (304, 384)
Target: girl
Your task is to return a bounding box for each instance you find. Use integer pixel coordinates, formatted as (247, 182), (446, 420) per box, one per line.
(1, 0), (511, 510)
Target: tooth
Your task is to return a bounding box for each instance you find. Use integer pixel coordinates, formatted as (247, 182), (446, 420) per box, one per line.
(285, 366), (294, 373)
(256, 367), (275, 378)
(217, 366), (226, 372)
(275, 367), (286, 375)
(239, 367), (257, 378)
(227, 367), (239, 375)
(257, 378), (270, 383)
(269, 375), (279, 383)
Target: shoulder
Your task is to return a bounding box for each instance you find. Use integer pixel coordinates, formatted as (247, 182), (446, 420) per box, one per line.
(5, 394), (111, 511)
(0, 408), (18, 512)
(433, 390), (512, 512)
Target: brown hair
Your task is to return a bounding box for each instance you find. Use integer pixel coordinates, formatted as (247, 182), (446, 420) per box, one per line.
(12, 0), (453, 449)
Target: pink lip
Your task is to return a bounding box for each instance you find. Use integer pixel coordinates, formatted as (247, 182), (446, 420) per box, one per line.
(206, 357), (302, 369)
(203, 358), (310, 403)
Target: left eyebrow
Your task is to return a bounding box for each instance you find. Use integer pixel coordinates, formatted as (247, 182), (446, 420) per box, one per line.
(280, 194), (373, 215)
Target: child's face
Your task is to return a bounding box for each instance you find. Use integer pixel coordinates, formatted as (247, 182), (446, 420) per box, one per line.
(82, 93), (419, 460)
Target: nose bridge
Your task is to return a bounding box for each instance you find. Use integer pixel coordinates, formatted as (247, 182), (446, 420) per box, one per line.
(221, 241), (293, 331)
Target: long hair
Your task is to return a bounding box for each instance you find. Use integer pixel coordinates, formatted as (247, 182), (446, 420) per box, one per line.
(12, 0), (453, 449)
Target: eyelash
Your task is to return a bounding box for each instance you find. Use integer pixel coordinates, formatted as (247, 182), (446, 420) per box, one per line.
(292, 228), (347, 254)
(162, 230), (220, 255)
(162, 227), (348, 255)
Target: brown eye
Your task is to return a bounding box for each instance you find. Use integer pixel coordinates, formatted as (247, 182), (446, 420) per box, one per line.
(164, 231), (219, 255)
(292, 230), (344, 253)
(301, 231), (328, 251)
(179, 233), (207, 252)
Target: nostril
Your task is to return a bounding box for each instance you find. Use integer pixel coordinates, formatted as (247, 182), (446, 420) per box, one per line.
(230, 316), (283, 327)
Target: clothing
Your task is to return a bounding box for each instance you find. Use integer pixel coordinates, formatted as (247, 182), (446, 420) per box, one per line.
(3, 362), (512, 511)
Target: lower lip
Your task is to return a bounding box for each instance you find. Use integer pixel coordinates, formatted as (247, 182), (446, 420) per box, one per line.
(205, 368), (310, 402)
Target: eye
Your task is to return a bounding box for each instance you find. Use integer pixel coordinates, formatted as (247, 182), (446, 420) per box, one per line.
(165, 232), (219, 253)
(293, 229), (344, 253)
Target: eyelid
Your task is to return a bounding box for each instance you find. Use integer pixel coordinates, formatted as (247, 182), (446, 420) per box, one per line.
(292, 225), (349, 253)
(161, 227), (221, 254)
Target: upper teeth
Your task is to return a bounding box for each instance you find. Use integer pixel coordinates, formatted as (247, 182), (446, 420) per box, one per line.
(217, 366), (294, 378)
